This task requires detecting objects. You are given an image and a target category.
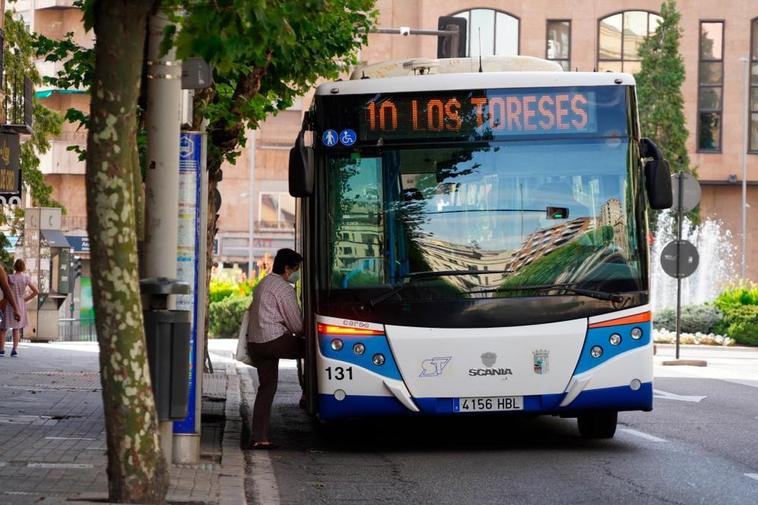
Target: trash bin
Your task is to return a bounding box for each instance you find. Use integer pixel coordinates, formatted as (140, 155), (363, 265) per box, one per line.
(140, 278), (192, 421)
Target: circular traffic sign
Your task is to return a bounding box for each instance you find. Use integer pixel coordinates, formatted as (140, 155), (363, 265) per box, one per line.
(671, 173), (701, 213)
(660, 240), (699, 278)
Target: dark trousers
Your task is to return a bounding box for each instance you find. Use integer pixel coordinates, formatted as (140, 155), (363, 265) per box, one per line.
(248, 333), (304, 442)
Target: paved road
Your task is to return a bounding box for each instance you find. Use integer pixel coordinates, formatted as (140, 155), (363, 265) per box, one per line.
(240, 343), (758, 505)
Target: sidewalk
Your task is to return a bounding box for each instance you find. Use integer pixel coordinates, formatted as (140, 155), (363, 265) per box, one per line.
(0, 341), (247, 504)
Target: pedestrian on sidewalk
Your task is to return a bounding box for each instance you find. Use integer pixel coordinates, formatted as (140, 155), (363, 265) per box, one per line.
(0, 260), (39, 357)
(0, 265), (22, 355)
(247, 248), (305, 450)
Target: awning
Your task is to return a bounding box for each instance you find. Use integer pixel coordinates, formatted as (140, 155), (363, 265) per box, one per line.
(35, 89), (88, 99)
(41, 229), (71, 248)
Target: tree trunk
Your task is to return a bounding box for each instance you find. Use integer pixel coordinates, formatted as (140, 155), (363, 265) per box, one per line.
(86, 1), (168, 502)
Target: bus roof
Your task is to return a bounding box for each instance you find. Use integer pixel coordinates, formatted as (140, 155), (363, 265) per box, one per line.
(316, 71), (635, 97)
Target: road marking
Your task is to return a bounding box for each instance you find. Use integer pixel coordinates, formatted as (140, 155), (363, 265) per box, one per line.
(745, 473), (758, 482)
(654, 389), (706, 403)
(238, 362), (280, 505)
(44, 436), (96, 441)
(27, 463), (93, 469)
(619, 428), (666, 443)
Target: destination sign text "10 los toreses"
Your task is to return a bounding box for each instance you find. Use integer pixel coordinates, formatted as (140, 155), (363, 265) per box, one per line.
(363, 91), (597, 139)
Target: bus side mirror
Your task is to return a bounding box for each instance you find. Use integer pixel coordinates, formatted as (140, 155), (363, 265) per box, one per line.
(289, 132), (313, 197)
(640, 138), (672, 210)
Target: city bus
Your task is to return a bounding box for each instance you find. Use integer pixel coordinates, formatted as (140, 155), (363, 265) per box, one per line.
(289, 56), (672, 438)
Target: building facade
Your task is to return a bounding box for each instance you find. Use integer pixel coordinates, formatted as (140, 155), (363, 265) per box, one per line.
(13, 0), (758, 280)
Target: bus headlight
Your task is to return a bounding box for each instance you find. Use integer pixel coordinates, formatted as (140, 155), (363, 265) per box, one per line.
(372, 353), (385, 366)
(590, 345), (603, 358)
(609, 333), (622, 346)
(631, 327), (643, 340)
(330, 339), (343, 351)
(353, 343), (365, 355)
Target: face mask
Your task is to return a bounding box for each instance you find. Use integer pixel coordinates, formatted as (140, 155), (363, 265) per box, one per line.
(289, 271), (301, 284)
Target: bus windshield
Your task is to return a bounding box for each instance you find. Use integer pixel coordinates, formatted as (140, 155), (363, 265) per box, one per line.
(325, 138), (645, 301)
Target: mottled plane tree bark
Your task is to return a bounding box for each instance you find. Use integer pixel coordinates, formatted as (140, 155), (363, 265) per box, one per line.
(85, 0), (168, 502)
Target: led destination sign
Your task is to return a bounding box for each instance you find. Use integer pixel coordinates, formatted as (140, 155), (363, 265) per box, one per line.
(361, 89), (599, 141)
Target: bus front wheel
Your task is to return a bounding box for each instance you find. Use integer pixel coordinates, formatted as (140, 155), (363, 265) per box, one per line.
(577, 411), (618, 439)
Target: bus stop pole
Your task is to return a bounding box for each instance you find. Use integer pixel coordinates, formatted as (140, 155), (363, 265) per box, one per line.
(675, 174), (684, 360)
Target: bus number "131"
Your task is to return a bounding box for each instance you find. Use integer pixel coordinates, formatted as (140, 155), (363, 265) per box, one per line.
(325, 366), (353, 381)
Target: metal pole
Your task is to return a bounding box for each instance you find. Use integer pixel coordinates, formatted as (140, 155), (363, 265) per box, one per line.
(741, 56), (750, 279)
(145, 11), (181, 464)
(371, 27), (458, 37)
(675, 174), (684, 360)
(248, 130), (256, 277)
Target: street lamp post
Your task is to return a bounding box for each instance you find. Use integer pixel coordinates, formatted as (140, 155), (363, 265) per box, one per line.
(741, 56), (749, 279)
(248, 130), (257, 277)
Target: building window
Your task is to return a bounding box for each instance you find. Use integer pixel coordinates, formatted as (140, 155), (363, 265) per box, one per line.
(452, 8), (519, 57)
(698, 21), (724, 152)
(750, 18), (758, 152)
(598, 11), (661, 74)
(258, 192), (296, 231)
(546, 20), (571, 71)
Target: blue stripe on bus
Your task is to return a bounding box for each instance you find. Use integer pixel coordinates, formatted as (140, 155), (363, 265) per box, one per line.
(573, 322), (651, 375)
(318, 333), (402, 380)
(562, 381), (653, 411)
(318, 382), (652, 419)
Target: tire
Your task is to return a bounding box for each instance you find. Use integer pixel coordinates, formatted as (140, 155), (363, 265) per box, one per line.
(577, 411), (618, 439)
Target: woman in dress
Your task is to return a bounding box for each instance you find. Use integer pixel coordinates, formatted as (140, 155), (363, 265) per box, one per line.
(0, 259), (39, 357)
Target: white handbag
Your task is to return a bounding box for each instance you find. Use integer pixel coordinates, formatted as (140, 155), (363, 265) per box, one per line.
(235, 309), (254, 366)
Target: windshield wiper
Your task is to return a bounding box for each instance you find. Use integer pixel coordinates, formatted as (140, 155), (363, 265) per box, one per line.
(368, 269), (512, 307)
(493, 283), (628, 302)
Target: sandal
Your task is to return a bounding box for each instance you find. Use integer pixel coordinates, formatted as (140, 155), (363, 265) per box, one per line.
(250, 442), (278, 450)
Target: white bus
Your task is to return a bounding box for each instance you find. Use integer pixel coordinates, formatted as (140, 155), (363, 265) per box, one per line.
(289, 56), (672, 438)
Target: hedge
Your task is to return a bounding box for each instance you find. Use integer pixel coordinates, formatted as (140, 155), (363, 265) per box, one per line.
(209, 295), (251, 339)
(653, 304), (722, 335)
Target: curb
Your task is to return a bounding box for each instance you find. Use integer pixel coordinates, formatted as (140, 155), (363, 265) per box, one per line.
(219, 361), (248, 505)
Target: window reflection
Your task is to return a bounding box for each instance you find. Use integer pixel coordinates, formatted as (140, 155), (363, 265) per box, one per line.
(698, 20), (724, 151)
(750, 19), (758, 151)
(546, 20), (570, 70)
(453, 8), (519, 57)
(258, 192), (296, 231)
(327, 140), (643, 298)
(598, 11), (661, 73)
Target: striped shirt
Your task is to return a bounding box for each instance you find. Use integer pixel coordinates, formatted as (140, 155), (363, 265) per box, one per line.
(247, 273), (303, 344)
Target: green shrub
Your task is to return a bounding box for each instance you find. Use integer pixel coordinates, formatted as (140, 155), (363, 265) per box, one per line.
(715, 282), (758, 309)
(715, 304), (758, 346)
(209, 279), (237, 303)
(653, 304), (722, 334)
(209, 295), (251, 339)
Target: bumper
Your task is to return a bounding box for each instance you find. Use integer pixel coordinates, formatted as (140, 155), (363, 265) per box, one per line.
(318, 382), (652, 420)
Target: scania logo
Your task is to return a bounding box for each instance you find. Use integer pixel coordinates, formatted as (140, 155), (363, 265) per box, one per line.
(468, 368), (513, 377)
(481, 352), (497, 367)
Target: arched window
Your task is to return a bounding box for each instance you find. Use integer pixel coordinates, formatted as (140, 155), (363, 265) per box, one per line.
(452, 8), (519, 57)
(597, 11), (662, 74)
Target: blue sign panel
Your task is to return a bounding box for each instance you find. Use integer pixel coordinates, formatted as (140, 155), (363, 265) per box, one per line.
(339, 129), (357, 146)
(322, 129), (338, 147)
(174, 131), (203, 434)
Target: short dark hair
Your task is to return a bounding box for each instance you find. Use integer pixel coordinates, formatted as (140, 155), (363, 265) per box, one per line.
(272, 248), (302, 274)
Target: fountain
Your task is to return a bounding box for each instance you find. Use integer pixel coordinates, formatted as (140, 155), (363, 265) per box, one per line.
(650, 210), (737, 312)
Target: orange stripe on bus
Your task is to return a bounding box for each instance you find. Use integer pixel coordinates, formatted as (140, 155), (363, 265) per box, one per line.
(317, 323), (384, 336)
(588, 311), (651, 329)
